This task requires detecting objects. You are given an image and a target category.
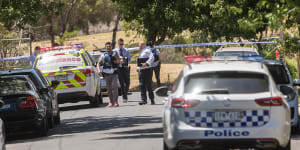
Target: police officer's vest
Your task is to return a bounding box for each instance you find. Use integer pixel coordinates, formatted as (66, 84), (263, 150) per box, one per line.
(151, 48), (159, 62)
(102, 51), (118, 70)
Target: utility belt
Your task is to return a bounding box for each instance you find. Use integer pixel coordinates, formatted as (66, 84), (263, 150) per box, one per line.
(137, 58), (148, 67)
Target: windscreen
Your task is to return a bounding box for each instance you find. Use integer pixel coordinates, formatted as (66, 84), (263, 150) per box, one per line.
(266, 65), (290, 84)
(184, 72), (269, 94)
(0, 77), (32, 95)
(36, 54), (85, 70)
(215, 51), (257, 56)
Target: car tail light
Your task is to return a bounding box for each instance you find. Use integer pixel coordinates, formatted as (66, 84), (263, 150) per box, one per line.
(255, 97), (283, 106)
(20, 96), (37, 109)
(81, 69), (93, 77)
(171, 98), (200, 108)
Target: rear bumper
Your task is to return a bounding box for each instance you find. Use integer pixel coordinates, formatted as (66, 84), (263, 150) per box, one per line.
(57, 91), (90, 103)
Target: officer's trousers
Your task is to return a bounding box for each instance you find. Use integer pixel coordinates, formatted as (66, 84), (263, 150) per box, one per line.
(139, 68), (154, 102)
(118, 67), (130, 100)
(153, 63), (161, 87)
(104, 73), (119, 103)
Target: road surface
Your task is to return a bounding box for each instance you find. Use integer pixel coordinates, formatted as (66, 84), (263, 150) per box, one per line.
(5, 92), (300, 150)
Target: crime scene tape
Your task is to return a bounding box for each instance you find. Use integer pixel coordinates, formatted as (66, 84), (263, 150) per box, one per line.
(0, 56), (30, 62)
(126, 41), (278, 51)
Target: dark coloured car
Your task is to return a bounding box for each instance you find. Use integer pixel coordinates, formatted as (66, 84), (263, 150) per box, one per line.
(0, 75), (49, 136)
(0, 69), (60, 128)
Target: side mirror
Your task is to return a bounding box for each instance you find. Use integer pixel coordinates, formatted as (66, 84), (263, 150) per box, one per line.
(0, 100), (4, 108)
(293, 79), (300, 86)
(51, 80), (60, 87)
(40, 87), (49, 93)
(279, 85), (296, 101)
(154, 86), (169, 97)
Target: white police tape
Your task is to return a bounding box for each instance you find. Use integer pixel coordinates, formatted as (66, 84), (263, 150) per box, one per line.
(126, 41), (278, 51)
(0, 56), (30, 62)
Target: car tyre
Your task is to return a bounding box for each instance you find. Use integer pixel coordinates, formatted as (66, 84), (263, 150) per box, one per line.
(38, 118), (48, 137)
(54, 109), (61, 125)
(98, 92), (103, 104)
(48, 114), (54, 129)
(90, 92), (100, 107)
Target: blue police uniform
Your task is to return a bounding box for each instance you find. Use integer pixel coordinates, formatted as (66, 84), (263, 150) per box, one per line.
(151, 48), (161, 87)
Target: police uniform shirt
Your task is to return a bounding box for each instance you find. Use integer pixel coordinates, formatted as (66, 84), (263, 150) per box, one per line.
(139, 48), (154, 66)
(99, 52), (119, 74)
(113, 48), (131, 63)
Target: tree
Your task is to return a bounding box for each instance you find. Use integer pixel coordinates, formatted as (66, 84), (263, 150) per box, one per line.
(0, 0), (42, 30)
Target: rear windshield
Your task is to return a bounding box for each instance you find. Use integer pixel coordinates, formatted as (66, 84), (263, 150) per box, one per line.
(0, 77), (32, 95)
(36, 54), (85, 70)
(266, 65), (290, 84)
(215, 51), (257, 56)
(184, 72), (269, 94)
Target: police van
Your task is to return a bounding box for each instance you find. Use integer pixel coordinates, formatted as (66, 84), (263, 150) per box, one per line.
(159, 56), (291, 150)
(34, 44), (102, 107)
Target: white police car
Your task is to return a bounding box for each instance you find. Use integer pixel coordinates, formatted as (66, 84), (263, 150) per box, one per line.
(159, 56), (291, 150)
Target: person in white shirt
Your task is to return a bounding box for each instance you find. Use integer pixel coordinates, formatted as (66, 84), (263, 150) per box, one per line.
(97, 42), (120, 107)
(137, 41), (155, 105)
(113, 38), (131, 103)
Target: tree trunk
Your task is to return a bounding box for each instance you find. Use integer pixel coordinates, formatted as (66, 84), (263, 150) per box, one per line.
(48, 16), (55, 46)
(112, 12), (120, 49)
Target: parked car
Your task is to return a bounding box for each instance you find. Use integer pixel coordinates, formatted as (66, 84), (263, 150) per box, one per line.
(34, 45), (102, 107)
(0, 101), (6, 150)
(159, 56), (291, 150)
(215, 47), (259, 56)
(0, 75), (51, 136)
(264, 60), (300, 130)
(0, 68), (60, 128)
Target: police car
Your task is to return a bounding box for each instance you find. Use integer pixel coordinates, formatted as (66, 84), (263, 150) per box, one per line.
(160, 56), (291, 150)
(33, 44), (102, 107)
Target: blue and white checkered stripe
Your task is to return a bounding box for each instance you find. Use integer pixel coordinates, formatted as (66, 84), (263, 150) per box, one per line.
(184, 110), (270, 128)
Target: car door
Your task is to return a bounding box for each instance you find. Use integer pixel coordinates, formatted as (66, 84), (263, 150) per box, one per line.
(84, 52), (100, 94)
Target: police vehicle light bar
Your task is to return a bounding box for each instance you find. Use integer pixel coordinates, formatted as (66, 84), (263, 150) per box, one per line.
(184, 55), (265, 64)
(41, 44), (84, 53)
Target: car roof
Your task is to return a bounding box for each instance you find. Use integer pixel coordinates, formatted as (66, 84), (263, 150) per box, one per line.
(183, 61), (269, 76)
(216, 47), (258, 53)
(39, 49), (85, 57)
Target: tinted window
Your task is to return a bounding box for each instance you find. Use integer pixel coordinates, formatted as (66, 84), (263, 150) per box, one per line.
(266, 65), (290, 84)
(184, 72), (269, 94)
(215, 51), (257, 56)
(0, 77), (32, 95)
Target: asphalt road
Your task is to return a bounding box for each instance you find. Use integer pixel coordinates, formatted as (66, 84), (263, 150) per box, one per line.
(5, 92), (300, 150)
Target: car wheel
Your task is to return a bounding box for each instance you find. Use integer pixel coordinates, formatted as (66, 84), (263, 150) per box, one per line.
(54, 109), (61, 125)
(89, 92), (100, 107)
(48, 115), (54, 129)
(38, 118), (48, 137)
(98, 92), (103, 104)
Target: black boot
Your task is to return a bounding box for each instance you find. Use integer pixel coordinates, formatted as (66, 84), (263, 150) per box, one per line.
(151, 99), (155, 105)
(139, 100), (147, 105)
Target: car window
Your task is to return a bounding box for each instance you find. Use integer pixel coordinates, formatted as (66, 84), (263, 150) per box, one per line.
(36, 70), (50, 87)
(215, 51), (257, 56)
(0, 76), (32, 95)
(81, 53), (91, 66)
(266, 65), (290, 84)
(86, 52), (95, 65)
(184, 71), (269, 94)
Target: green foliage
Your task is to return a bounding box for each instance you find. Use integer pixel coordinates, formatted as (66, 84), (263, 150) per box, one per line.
(57, 30), (79, 45)
(286, 58), (298, 79)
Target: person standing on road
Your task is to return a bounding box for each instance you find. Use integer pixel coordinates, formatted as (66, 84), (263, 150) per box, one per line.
(137, 41), (155, 105)
(114, 38), (131, 103)
(30, 46), (41, 67)
(147, 41), (162, 87)
(97, 42), (120, 107)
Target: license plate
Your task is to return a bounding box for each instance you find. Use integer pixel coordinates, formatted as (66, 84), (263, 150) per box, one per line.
(213, 111), (244, 122)
(55, 75), (67, 81)
(0, 104), (10, 110)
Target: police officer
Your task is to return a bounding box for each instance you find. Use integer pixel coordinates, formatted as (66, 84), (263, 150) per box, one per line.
(147, 41), (162, 87)
(137, 41), (155, 105)
(97, 42), (120, 107)
(114, 38), (131, 103)
(30, 46), (41, 67)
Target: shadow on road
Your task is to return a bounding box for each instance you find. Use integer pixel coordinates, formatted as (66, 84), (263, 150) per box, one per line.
(6, 115), (162, 144)
(60, 103), (109, 111)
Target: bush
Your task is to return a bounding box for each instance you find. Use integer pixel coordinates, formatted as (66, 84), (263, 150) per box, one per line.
(286, 58), (298, 80)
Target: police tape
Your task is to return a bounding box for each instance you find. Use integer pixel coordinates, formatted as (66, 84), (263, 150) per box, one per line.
(126, 41), (279, 51)
(0, 56), (30, 62)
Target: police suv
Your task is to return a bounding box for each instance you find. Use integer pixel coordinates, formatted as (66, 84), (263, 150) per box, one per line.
(34, 44), (102, 107)
(161, 56), (291, 150)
